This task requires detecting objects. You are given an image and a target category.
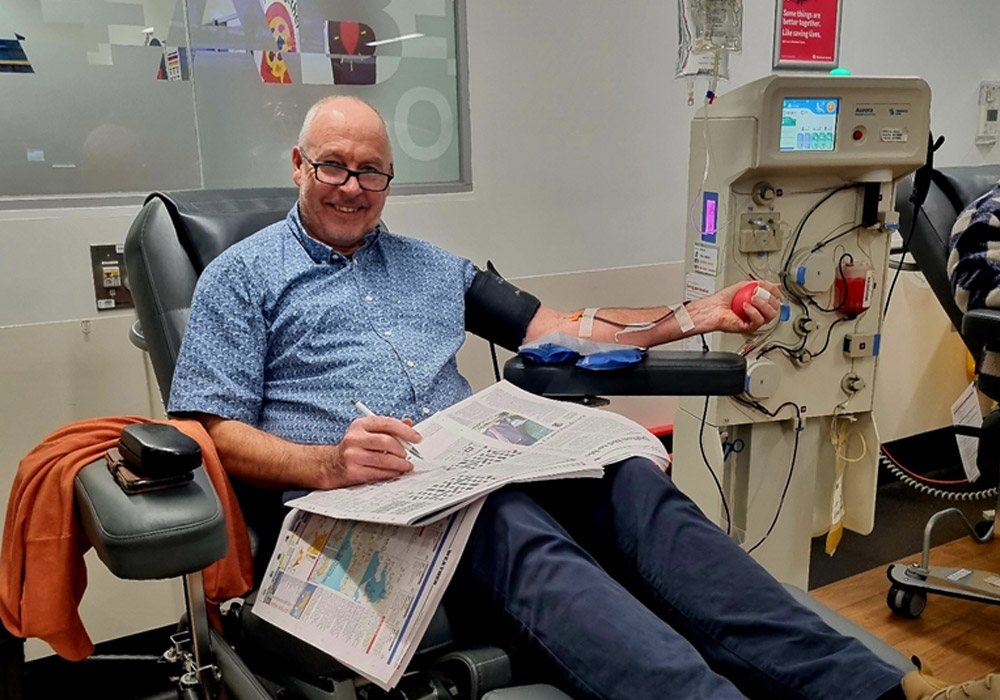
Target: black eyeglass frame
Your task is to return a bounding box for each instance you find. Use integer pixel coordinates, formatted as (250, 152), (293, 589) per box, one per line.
(300, 154), (394, 192)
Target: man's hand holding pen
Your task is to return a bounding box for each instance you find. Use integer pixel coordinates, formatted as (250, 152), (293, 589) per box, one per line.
(352, 400), (424, 460)
(319, 400), (425, 489)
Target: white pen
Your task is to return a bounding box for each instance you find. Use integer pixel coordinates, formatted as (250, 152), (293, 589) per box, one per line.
(351, 399), (424, 460)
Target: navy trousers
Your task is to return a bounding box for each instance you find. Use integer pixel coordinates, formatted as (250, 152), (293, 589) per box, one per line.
(446, 458), (904, 700)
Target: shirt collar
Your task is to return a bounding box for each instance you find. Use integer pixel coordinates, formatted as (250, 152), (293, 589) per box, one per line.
(287, 205), (385, 264)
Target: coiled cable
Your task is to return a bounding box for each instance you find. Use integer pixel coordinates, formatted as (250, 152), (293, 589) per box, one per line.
(879, 445), (997, 501)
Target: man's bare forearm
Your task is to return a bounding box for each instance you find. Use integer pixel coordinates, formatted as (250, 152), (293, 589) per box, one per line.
(197, 413), (338, 490)
(524, 301), (713, 348)
(521, 280), (782, 347)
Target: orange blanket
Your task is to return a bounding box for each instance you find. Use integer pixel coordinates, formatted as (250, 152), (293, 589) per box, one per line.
(0, 416), (254, 661)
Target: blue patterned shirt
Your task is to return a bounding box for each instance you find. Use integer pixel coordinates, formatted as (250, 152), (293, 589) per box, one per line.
(168, 206), (478, 446)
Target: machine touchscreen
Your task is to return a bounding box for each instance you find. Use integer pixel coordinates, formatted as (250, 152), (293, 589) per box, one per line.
(780, 97), (840, 152)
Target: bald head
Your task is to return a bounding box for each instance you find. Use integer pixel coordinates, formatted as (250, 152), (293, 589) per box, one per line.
(298, 96), (392, 163)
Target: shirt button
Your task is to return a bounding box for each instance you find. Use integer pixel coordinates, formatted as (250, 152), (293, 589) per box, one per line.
(422, 407), (431, 415)
(365, 295), (373, 302)
(407, 360), (415, 368)
(384, 330), (393, 337)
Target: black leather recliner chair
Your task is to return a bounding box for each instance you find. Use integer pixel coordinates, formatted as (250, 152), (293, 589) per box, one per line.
(124, 188), (547, 700)
(886, 165), (1000, 615)
(119, 187), (763, 699)
(4, 187), (915, 700)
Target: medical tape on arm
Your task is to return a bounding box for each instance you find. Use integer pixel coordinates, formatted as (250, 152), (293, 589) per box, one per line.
(579, 307), (599, 338)
(674, 302), (695, 333)
(611, 303), (693, 343)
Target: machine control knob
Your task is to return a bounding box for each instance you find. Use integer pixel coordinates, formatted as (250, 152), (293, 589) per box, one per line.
(794, 315), (817, 336)
(793, 349), (814, 366)
(841, 373), (866, 394)
(751, 181), (777, 207)
(745, 359), (780, 399)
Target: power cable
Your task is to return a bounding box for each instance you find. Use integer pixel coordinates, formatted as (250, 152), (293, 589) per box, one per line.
(730, 397), (803, 553)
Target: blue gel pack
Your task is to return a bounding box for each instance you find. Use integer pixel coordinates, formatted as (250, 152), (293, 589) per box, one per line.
(575, 348), (645, 370)
(519, 344), (580, 364)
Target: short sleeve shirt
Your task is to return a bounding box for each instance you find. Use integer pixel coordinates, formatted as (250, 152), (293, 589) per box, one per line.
(168, 206), (478, 445)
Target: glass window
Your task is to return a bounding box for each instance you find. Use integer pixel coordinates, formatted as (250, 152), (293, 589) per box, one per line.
(0, 0), (469, 205)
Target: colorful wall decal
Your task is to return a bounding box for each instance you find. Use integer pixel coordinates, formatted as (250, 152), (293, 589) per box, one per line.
(326, 20), (376, 85)
(0, 34), (34, 74)
(259, 0), (298, 84)
(145, 31), (190, 82)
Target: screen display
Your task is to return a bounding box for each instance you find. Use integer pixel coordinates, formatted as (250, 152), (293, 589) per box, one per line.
(780, 98), (840, 152)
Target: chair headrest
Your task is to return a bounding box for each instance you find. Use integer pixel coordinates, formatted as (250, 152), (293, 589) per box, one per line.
(148, 188), (299, 273)
(896, 165), (1000, 356)
(935, 166), (1000, 213)
(896, 176), (967, 334)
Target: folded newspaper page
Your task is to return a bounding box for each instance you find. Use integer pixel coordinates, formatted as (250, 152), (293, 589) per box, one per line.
(288, 380), (670, 526)
(255, 381), (670, 689)
(252, 500), (483, 690)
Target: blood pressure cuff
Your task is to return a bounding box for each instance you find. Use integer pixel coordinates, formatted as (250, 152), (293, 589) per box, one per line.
(465, 267), (542, 352)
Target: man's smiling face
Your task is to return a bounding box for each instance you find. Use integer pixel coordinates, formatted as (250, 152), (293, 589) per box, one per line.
(292, 98), (393, 256)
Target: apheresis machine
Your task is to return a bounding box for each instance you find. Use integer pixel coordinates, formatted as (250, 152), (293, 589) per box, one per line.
(672, 75), (931, 587)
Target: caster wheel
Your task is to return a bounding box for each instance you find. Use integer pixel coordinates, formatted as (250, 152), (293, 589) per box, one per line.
(887, 586), (926, 618)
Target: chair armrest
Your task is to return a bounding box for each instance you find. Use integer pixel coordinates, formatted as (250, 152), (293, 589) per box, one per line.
(503, 351), (747, 399)
(484, 685), (574, 700)
(962, 308), (1000, 353)
(75, 459), (228, 580)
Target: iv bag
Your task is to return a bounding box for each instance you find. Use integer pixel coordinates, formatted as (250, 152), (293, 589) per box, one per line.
(681, 0), (743, 55)
(676, 0), (733, 81)
(676, 43), (730, 80)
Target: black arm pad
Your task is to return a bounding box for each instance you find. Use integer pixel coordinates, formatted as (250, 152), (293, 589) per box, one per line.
(465, 268), (542, 352)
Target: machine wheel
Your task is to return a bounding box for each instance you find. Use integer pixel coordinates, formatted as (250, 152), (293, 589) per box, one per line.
(887, 586), (926, 618)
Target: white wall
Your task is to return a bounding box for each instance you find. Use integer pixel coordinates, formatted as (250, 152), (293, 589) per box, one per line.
(385, 1), (1000, 276)
(2, 0), (999, 655)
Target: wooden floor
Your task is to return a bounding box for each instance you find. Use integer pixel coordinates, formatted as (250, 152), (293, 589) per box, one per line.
(810, 535), (1000, 684)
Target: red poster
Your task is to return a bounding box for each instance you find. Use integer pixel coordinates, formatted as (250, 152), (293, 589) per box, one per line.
(775, 0), (841, 67)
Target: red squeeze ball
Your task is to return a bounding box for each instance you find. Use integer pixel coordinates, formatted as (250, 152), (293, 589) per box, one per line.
(731, 282), (760, 322)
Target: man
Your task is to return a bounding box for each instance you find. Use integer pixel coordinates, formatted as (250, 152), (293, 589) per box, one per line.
(169, 96), (997, 700)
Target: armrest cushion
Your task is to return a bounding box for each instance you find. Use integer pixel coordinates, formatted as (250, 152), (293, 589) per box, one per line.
(75, 459), (228, 580)
(962, 308), (1000, 352)
(483, 686), (574, 700)
(503, 351), (747, 398)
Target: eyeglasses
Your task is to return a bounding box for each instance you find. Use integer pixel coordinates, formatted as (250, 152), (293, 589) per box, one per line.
(300, 153), (393, 192)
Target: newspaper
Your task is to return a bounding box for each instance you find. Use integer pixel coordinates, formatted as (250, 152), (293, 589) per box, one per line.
(252, 501), (483, 690)
(255, 380), (670, 689)
(287, 380), (670, 526)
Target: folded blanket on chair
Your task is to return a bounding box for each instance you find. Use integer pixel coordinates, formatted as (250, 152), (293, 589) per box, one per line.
(948, 180), (1000, 400)
(0, 416), (253, 661)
